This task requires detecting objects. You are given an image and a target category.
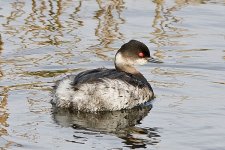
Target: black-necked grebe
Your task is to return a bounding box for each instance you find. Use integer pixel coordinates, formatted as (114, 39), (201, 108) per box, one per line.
(52, 40), (159, 112)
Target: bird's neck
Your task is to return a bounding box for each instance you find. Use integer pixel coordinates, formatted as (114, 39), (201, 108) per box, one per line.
(115, 53), (144, 79)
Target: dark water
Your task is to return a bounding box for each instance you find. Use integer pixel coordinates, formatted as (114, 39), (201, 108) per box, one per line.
(0, 0), (225, 149)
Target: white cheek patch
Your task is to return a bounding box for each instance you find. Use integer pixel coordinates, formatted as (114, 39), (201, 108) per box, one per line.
(115, 53), (131, 65)
(136, 58), (148, 65)
(116, 52), (148, 66)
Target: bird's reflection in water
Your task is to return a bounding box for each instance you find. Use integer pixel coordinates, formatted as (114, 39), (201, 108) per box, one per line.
(52, 104), (160, 148)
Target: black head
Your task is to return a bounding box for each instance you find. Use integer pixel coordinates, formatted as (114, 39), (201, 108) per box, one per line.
(118, 40), (150, 59)
(115, 40), (151, 66)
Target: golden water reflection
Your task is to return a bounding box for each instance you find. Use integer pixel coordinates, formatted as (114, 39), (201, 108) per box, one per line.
(88, 0), (125, 60)
(94, 0), (125, 47)
(0, 88), (9, 136)
(151, 0), (184, 47)
(0, 0), (126, 63)
(1, 0), (206, 61)
(0, 87), (14, 149)
(0, 34), (3, 78)
(150, 0), (211, 59)
(2, 0), (84, 49)
(0, 34), (7, 139)
(0, 34), (3, 51)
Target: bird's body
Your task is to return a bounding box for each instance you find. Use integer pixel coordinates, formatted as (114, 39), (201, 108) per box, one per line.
(52, 40), (157, 112)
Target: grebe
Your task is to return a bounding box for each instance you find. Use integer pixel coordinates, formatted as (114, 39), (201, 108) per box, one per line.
(52, 40), (159, 112)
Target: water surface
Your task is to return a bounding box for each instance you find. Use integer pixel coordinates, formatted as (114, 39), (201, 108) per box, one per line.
(0, 0), (225, 149)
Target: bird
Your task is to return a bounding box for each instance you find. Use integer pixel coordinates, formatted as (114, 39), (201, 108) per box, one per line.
(51, 40), (160, 112)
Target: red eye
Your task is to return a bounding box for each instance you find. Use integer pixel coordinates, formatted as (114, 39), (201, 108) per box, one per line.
(138, 52), (144, 57)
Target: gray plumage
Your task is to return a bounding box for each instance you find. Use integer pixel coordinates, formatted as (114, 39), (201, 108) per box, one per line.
(52, 40), (155, 112)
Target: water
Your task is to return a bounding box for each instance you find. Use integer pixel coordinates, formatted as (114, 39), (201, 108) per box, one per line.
(0, 0), (225, 149)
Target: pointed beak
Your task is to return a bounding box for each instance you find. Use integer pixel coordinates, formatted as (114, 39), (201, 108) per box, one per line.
(147, 56), (163, 63)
